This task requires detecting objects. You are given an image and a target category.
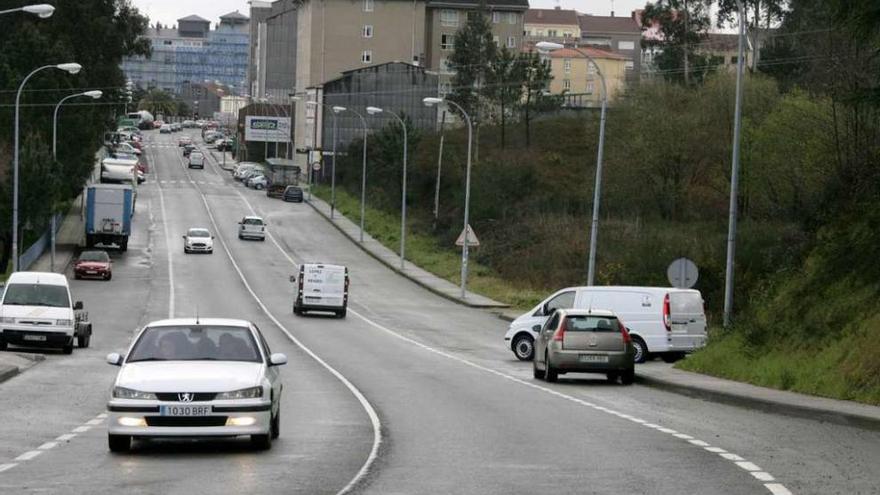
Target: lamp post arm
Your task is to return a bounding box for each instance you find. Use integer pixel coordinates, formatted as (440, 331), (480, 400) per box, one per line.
(53, 93), (85, 161)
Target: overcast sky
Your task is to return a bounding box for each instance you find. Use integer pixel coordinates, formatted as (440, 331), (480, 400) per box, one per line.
(133, 0), (649, 28)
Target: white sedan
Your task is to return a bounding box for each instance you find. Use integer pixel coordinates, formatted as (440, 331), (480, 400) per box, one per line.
(183, 227), (214, 254)
(105, 318), (287, 452)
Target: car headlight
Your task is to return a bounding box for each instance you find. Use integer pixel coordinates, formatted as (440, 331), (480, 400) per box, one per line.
(56, 319), (73, 326)
(0, 316), (15, 323)
(113, 387), (157, 400)
(215, 386), (263, 400)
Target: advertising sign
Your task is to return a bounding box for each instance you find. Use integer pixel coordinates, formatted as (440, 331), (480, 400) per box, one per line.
(245, 115), (291, 142)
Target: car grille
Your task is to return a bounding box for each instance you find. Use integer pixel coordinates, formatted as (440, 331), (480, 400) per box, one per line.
(192, 243), (206, 248)
(155, 393), (217, 402)
(145, 416), (228, 427)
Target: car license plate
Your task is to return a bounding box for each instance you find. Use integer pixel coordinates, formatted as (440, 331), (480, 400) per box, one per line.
(86, 270), (97, 274)
(23, 334), (47, 342)
(671, 323), (687, 333)
(579, 354), (608, 363)
(160, 405), (211, 417)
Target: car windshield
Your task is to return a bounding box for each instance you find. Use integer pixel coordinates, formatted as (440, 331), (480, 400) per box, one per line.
(127, 325), (262, 363)
(79, 251), (109, 262)
(188, 229), (210, 238)
(2, 283), (70, 308)
(565, 315), (620, 332)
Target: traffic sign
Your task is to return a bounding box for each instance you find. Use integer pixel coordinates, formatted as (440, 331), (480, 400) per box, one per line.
(667, 257), (699, 288)
(311, 161), (321, 171)
(455, 224), (480, 247)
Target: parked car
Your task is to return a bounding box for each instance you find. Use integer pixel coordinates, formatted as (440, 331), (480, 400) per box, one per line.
(178, 136), (193, 147)
(172, 123), (183, 132)
(504, 286), (708, 363)
(115, 142), (142, 156)
(282, 186), (303, 203)
(105, 318), (287, 452)
(188, 151), (205, 169)
(182, 120), (195, 128)
(234, 163), (259, 181)
(216, 139), (235, 152)
(74, 250), (112, 280)
(204, 131), (223, 144)
(182, 227), (214, 254)
(532, 309), (635, 384)
(159, 124), (172, 134)
(241, 169), (264, 184)
(238, 215), (266, 241)
(182, 144), (195, 157)
(153, 120), (165, 129)
(292, 264), (349, 318)
(246, 174), (267, 190)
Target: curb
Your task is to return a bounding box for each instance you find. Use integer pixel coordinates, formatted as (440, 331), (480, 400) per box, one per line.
(305, 198), (508, 310)
(0, 366), (19, 384)
(636, 372), (880, 431)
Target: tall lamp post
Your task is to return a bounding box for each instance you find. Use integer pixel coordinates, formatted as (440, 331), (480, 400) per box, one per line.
(51, 89), (102, 271)
(423, 97), (473, 298)
(12, 62), (82, 272)
(537, 41), (608, 286)
(723, 0), (747, 327)
(306, 101), (345, 219)
(336, 107), (370, 242)
(0, 3), (54, 17)
(366, 106), (408, 270)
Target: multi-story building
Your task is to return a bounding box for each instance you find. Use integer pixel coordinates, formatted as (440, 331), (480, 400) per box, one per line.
(523, 7), (582, 45)
(577, 13), (641, 81)
(546, 47), (627, 107)
(179, 81), (224, 118)
(248, 0), (298, 103)
(122, 12), (250, 96)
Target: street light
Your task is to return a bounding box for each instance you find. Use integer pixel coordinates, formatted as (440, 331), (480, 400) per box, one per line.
(53, 90), (102, 160)
(305, 100), (345, 218)
(332, 107), (370, 242)
(723, 0), (747, 327)
(536, 41), (608, 287)
(366, 106), (408, 270)
(11, 62), (81, 272)
(0, 3), (54, 18)
(423, 96), (473, 298)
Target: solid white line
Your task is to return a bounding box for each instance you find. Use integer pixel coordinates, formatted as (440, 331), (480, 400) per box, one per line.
(194, 187), (381, 495)
(765, 483), (792, 495)
(55, 433), (75, 442)
(85, 419), (102, 426)
(721, 453), (745, 461)
(752, 472), (775, 482)
(688, 439), (711, 447)
(72, 426), (90, 433)
(0, 463), (17, 473)
(15, 451), (41, 461)
(736, 461), (762, 472)
(154, 147), (176, 319)
(37, 442), (57, 450)
(705, 447), (727, 453)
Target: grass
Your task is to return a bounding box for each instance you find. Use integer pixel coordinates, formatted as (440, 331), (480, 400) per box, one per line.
(312, 185), (545, 311)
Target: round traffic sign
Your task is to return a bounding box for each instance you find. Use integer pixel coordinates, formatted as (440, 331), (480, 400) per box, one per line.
(667, 257), (699, 288)
(311, 161), (321, 171)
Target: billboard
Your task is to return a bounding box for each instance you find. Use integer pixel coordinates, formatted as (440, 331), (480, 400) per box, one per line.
(245, 115), (291, 142)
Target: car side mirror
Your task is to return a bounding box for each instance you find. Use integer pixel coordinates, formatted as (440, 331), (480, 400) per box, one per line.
(182, 235), (186, 239)
(532, 325), (542, 332)
(74, 301), (83, 310)
(106, 352), (123, 366)
(269, 353), (288, 366)
(542, 304), (550, 316)
(211, 236), (215, 239)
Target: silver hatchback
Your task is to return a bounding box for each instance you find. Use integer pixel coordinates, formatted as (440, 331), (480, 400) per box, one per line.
(533, 309), (635, 384)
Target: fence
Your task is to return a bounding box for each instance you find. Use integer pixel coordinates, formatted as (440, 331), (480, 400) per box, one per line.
(19, 213), (64, 271)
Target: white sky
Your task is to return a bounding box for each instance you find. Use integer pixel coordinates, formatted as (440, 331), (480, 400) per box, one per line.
(133, 1), (649, 28)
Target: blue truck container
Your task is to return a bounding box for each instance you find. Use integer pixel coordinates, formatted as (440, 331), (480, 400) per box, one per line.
(84, 184), (134, 252)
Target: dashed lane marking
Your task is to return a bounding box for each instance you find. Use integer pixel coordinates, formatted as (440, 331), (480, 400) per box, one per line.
(0, 464), (16, 473)
(14, 451), (41, 461)
(37, 442), (57, 450)
(55, 434), (75, 442)
(71, 426), (90, 433)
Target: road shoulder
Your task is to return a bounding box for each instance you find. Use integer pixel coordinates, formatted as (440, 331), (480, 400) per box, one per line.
(0, 352), (45, 384)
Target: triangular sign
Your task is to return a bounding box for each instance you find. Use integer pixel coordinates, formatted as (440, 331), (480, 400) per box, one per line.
(455, 224), (480, 247)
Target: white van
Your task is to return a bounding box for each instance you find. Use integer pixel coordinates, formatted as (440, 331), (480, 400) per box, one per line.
(292, 264), (349, 318)
(504, 286), (707, 363)
(0, 272), (91, 354)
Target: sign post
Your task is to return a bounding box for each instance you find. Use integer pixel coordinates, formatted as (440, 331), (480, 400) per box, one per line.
(455, 224), (480, 247)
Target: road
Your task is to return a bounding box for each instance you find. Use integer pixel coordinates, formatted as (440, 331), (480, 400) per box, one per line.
(0, 128), (877, 495)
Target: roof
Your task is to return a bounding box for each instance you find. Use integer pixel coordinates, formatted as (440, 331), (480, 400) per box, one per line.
(220, 10), (249, 21)
(340, 60), (428, 76)
(578, 14), (640, 34)
(555, 286), (702, 295)
(7, 271), (68, 286)
(177, 14), (210, 23)
(548, 47), (627, 60)
(557, 308), (617, 317)
(145, 318), (252, 328)
(524, 8), (580, 26)
(266, 158), (301, 169)
(426, 0), (530, 9)
(703, 33), (742, 52)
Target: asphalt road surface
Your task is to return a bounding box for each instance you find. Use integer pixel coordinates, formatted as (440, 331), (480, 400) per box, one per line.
(0, 129), (877, 495)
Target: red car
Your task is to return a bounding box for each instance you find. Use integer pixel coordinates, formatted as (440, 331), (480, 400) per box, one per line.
(74, 250), (112, 280)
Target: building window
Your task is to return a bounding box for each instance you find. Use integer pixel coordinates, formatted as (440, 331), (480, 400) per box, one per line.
(536, 29), (544, 36)
(507, 36), (516, 48)
(563, 79), (571, 90)
(548, 29), (557, 37)
(163, 40), (172, 45)
(586, 37), (611, 47)
(363, 25), (373, 38)
(586, 82), (594, 94)
(441, 34), (455, 50)
(440, 58), (452, 72)
(364, 0), (374, 12)
(492, 11), (501, 24)
(441, 9), (458, 27)
(731, 56), (738, 64)
(494, 35), (500, 44)
(507, 12), (518, 24)
(564, 58), (571, 73)
(563, 32), (572, 38)
(625, 60), (635, 71)
(618, 40), (635, 50)
(588, 63), (597, 75)
(362, 50), (372, 63)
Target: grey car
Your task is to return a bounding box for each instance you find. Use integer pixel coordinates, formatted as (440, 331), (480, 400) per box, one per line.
(533, 309), (635, 384)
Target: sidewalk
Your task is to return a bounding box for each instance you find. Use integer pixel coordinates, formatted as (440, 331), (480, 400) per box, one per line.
(27, 197), (83, 274)
(0, 352), (45, 384)
(207, 148), (236, 171)
(306, 194), (508, 309)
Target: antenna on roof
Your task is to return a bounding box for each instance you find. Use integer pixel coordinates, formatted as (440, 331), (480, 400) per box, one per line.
(195, 305), (200, 325)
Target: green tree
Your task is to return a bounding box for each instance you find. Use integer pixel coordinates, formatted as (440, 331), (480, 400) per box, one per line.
(519, 51), (556, 147)
(641, 0), (715, 84)
(484, 46), (524, 148)
(716, 0), (786, 71)
(138, 89), (178, 117)
(447, 1), (497, 127)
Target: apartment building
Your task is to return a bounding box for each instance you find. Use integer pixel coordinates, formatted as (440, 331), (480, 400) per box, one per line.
(578, 13), (641, 80)
(523, 7), (582, 45)
(248, 0), (298, 102)
(546, 47), (627, 107)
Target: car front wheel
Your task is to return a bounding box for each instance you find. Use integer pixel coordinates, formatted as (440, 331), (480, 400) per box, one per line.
(512, 334), (535, 361)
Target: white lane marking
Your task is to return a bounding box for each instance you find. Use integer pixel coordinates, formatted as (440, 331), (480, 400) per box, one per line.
(37, 442), (57, 450)
(736, 461), (762, 472)
(705, 447), (727, 453)
(55, 434), (75, 442)
(752, 472), (775, 482)
(193, 185), (381, 495)
(689, 439), (711, 447)
(673, 433), (694, 440)
(72, 426), (90, 433)
(97, 413), (107, 419)
(14, 451), (41, 461)
(721, 453), (745, 461)
(765, 483), (793, 495)
(0, 464), (17, 473)
(657, 427), (677, 434)
(154, 145), (176, 319)
(85, 419), (102, 426)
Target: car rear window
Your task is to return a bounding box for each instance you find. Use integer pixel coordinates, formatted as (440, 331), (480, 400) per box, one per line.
(565, 315), (620, 332)
(243, 218), (263, 225)
(670, 292), (704, 315)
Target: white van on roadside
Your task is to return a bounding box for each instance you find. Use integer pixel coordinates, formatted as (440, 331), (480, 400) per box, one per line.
(504, 286), (707, 363)
(292, 264), (349, 318)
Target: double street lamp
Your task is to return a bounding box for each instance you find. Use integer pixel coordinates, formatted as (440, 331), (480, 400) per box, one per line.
(423, 97), (473, 298)
(53, 90), (102, 159)
(536, 41), (608, 287)
(366, 106), (408, 270)
(12, 62), (82, 272)
(306, 101), (346, 219)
